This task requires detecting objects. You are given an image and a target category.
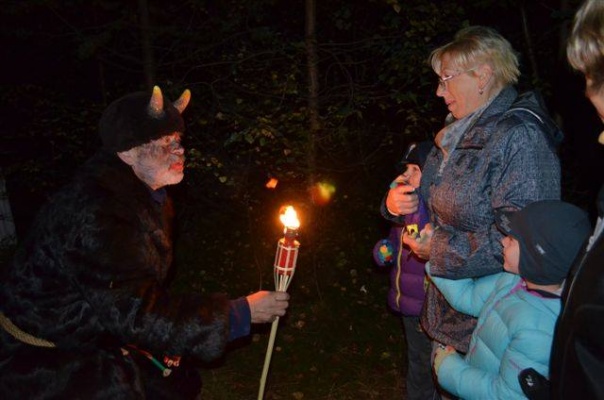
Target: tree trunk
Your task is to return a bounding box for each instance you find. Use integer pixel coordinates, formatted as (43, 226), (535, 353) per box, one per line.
(520, 1), (540, 84)
(305, 0), (324, 301)
(305, 0), (319, 182)
(558, 0), (571, 61)
(138, 0), (155, 89)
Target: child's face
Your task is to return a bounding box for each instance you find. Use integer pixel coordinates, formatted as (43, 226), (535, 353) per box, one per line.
(501, 235), (520, 274)
(401, 163), (422, 188)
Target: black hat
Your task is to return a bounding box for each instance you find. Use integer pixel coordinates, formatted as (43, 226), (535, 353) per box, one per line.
(396, 141), (433, 173)
(99, 86), (191, 152)
(496, 200), (591, 285)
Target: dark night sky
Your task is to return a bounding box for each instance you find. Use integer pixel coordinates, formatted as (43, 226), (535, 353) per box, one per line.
(1, 1), (603, 223)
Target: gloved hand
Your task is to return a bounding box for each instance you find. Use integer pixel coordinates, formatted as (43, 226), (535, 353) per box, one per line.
(433, 343), (456, 375)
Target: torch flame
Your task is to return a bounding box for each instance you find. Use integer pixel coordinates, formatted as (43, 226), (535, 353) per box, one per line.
(279, 205), (300, 230)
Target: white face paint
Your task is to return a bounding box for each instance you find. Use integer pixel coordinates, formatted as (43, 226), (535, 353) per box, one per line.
(129, 133), (185, 190)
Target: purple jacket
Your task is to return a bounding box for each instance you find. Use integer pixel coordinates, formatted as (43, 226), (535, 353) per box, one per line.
(373, 196), (430, 316)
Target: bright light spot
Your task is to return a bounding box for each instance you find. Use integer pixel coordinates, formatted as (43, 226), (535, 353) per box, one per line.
(310, 181), (336, 206)
(265, 178), (278, 189)
(279, 205), (300, 229)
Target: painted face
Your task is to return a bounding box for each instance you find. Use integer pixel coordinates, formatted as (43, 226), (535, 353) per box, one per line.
(401, 163), (422, 189)
(435, 53), (484, 119)
(501, 235), (520, 274)
(131, 133), (185, 190)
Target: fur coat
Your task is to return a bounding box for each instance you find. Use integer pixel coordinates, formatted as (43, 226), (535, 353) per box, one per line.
(0, 151), (230, 399)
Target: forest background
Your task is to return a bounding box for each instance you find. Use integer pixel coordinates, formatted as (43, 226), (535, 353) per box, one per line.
(1, 0), (603, 399)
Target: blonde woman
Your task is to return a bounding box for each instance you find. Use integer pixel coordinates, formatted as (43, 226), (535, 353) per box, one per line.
(383, 25), (562, 397)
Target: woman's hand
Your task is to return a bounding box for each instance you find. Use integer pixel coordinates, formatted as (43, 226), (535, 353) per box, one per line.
(403, 223), (434, 260)
(386, 183), (419, 216)
(246, 291), (290, 323)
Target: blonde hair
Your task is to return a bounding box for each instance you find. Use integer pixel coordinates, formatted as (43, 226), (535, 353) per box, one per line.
(567, 0), (604, 92)
(429, 26), (520, 86)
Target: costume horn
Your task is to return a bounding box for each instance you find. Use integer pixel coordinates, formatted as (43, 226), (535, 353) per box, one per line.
(173, 89), (191, 114)
(148, 86), (165, 118)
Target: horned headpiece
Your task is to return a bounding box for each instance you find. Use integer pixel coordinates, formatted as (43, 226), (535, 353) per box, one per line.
(99, 86), (191, 152)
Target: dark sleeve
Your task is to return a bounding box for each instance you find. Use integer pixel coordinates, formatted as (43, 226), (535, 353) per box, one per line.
(67, 206), (233, 363)
(228, 297), (251, 341)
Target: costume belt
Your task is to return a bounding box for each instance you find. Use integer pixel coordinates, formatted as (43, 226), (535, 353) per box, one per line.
(0, 312), (179, 378)
(0, 312), (56, 348)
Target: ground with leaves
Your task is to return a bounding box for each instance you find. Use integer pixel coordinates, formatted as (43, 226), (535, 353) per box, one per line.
(3, 1), (602, 398)
(168, 172), (408, 399)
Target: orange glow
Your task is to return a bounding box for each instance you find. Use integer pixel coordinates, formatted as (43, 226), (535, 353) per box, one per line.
(310, 181), (336, 206)
(265, 178), (278, 189)
(279, 205), (300, 230)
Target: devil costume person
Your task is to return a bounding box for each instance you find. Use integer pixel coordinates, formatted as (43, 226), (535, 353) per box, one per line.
(0, 87), (251, 398)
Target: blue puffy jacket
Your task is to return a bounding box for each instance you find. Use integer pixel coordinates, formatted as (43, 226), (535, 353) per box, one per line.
(429, 269), (560, 400)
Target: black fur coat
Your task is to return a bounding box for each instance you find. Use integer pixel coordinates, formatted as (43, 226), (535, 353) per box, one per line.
(0, 151), (230, 399)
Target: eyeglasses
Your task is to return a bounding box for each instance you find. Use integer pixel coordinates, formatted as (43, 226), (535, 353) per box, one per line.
(437, 68), (475, 91)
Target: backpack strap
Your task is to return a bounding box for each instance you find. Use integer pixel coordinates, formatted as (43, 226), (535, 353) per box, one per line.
(503, 107), (544, 124)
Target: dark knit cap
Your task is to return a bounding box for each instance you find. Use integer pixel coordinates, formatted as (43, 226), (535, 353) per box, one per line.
(99, 88), (186, 152)
(396, 141), (433, 172)
(496, 200), (591, 285)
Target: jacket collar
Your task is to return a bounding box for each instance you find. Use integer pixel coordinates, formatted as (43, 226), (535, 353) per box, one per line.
(456, 86), (518, 149)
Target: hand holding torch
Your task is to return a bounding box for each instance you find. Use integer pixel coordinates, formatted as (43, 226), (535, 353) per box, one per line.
(258, 205), (300, 400)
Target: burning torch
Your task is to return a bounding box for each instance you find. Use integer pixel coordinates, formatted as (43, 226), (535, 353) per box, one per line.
(258, 205), (300, 400)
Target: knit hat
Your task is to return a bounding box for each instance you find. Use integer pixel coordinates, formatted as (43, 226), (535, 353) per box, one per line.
(496, 200), (591, 285)
(99, 86), (191, 152)
(396, 141), (433, 173)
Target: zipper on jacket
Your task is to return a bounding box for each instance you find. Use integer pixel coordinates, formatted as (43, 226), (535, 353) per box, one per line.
(395, 229), (404, 309)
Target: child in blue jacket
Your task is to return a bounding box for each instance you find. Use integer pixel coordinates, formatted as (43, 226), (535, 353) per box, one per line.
(373, 141), (434, 400)
(429, 200), (591, 400)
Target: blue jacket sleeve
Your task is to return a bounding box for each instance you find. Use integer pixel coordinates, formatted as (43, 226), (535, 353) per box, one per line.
(426, 265), (503, 317)
(229, 297), (251, 341)
(437, 323), (553, 399)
